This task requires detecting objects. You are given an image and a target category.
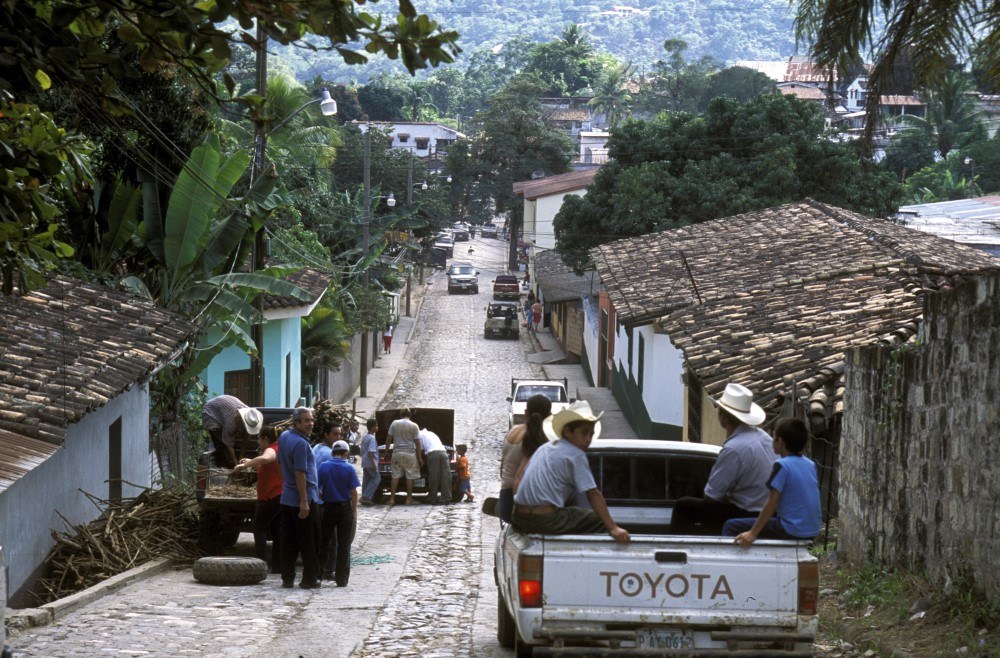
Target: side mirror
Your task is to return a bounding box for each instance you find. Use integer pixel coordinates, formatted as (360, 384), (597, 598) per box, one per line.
(506, 396), (513, 402)
(481, 496), (499, 518)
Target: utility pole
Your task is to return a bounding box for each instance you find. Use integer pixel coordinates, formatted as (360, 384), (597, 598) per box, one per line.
(406, 150), (413, 317)
(249, 22), (268, 407)
(359, 130), (371, 398)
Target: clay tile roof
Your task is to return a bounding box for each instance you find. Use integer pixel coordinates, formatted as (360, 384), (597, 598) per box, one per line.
(544, 108), (591, 122)
(514, 169), (598, 200)
(784, 56), (838, 83)
(534, 250), (602, 303)
(591, 200), (1000, 425)
(880, 95), (924, 106)
(779, 84), (828, 100)
(0, 276), (199, 444)
(262, 267), (331, 312)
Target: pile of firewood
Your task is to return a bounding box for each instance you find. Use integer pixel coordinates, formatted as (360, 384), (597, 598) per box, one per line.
(265, 399), (357, 442)
(34, 485), (200, 604)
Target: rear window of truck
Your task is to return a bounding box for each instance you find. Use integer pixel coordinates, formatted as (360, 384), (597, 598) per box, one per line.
(588, 452), (715, 503)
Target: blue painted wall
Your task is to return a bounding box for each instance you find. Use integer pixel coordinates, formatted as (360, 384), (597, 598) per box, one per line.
(199, 317), (302, 407)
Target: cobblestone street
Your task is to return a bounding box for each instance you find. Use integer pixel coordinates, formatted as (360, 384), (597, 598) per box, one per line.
(10, 235), (534, 658)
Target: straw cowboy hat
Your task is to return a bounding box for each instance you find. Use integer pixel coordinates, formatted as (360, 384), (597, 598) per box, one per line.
(712, 383), (766, 426)
(239, 407), (263, 436)
(543, 400), (604, 442)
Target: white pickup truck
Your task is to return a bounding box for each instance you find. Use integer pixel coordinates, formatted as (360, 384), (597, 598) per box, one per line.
(486, 439), (818, 657)
(508, 378), (572, 428)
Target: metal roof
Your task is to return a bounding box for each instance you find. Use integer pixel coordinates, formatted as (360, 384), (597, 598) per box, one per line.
(898, 196), (1000, 248)
(0, 429), (59, 493)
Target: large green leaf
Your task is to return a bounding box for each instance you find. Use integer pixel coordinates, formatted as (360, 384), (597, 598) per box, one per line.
(210, 271), (314, 302)
(209, 150), (251, 218)
(163, 135), (221, 291)
(137, 167), (164, 264)
(202, 213), (250, 275)
(99, 180), (141, 267)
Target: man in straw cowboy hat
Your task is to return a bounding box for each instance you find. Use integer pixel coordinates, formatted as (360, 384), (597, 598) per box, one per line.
(669, 382), (775, 536)
(512, 401), (630, 543)
(201, 394), (263, 469)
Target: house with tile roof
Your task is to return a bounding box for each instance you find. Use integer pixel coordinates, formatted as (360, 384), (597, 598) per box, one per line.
(532, 250), (603, 370)
(0, 276), (198, 602)
(590, 200), (1000, 451)
(198, 267), (331, 407)
(514, 168), (599, 310)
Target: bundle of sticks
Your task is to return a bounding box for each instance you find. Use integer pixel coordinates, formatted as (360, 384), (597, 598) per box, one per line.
(34, 485), (201, 604)
(263, 399), (357, 444)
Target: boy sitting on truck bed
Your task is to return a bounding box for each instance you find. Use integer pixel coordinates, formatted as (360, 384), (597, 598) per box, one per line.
(723, 417), (822, 545)
(512, 401), (630, 543)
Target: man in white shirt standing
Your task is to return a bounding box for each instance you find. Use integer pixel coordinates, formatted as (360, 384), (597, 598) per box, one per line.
(419, 428), (452, 505)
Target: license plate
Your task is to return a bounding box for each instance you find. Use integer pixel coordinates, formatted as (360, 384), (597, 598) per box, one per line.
(635, 629), (693, 650)
(415, 478), (426, 488)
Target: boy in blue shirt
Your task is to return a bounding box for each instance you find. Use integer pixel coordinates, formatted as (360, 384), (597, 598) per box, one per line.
(723, 417), (822, 545)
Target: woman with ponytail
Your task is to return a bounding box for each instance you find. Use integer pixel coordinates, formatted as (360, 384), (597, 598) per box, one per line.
(497, 394), (552, 523)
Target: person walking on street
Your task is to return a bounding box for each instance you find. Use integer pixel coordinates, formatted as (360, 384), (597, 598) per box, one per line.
(360, 418), (380, 505)
(668, 383), (776, 536)
(530, 300), (543, 332)
(201, 395), (262, 468)
(385, 408), (421, 507)
(419, 428), (451, 504)
(233, 430), (282, 572)
(317, 440), (360, 586)
(383, 325), (394, 354)
(512, 401), (630, 543)
(277, 406), (322, 589)
(499, 394), (552, 523)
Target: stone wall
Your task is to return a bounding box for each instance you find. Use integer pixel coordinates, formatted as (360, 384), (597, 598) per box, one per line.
(841, 272), (1000, 598)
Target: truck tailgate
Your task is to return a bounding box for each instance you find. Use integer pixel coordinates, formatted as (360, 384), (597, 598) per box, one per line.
(540, 536), (805, 627)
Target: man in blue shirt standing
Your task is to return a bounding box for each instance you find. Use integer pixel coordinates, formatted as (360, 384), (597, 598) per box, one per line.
(277, 406), (321, 589)
(317, 440), (361, 586)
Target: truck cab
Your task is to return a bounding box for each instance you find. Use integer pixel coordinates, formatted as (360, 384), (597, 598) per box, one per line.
(447, 261), (479, 294)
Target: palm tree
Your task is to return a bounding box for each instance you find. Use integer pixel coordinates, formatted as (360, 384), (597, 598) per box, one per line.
(795, 0), (998, 152)
(896, 71), (987, 157)
(589, 64), (635, 128)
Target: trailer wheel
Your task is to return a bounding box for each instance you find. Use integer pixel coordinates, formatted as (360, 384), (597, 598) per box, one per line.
(220, 525), (241, 548)
(198, 510), (223, 554)
(192, 557), (267, 586)
(497, 595), (516, 648)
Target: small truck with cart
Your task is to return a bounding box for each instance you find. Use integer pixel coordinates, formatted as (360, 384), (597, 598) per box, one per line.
(194, 407), (295, 553)
(507, 378), (572, 427)
(492, 274), (521, 300)
(374, 408), (462, 503)
(485, 438), (819, 657)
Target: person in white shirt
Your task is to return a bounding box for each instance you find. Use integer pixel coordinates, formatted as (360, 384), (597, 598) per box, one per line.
(419, 428), (452, 505)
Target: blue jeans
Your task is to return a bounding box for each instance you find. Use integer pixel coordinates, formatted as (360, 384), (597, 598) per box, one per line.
(362, 465), (380, 502)
(722, 516), (810, 540)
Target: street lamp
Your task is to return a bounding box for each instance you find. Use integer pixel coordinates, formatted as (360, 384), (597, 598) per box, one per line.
(249, 85), (338, 406)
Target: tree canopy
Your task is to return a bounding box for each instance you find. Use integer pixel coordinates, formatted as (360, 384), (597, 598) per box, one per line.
(553, 93), (904, 272)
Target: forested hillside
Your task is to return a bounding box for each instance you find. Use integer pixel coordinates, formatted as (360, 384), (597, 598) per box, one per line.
(276, 0), (796, 83)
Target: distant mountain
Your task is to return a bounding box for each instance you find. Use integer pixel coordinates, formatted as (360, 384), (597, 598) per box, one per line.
(275, 0), (798, 83)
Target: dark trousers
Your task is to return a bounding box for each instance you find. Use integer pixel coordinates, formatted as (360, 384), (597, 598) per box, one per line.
(318, 501), (355, 585)
(252, 496), (282, 571)
(512, 506), (606, 535)
(669, 497), (756, 536)
(279, 502), (321, 585)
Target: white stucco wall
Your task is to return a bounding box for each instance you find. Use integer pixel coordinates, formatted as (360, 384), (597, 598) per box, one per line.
(582, 296), (601, 385)
(0, 384), (151, 598)
(614, 323), (686, 428)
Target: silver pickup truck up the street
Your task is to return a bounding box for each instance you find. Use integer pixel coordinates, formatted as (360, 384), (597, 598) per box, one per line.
(486, 439), (818, 657)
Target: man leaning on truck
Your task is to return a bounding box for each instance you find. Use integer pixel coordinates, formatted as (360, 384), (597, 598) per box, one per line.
(669, 383), (775, 536)
(512, 401), (631, 543)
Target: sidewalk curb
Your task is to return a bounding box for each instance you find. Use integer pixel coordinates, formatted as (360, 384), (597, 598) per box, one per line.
(7, 558), (173, 634)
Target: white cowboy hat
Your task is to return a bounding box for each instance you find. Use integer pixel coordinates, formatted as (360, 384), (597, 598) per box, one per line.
(712, 383), (766, 426)
(239, 407), (263, 436)
(543, 400), (604, 442)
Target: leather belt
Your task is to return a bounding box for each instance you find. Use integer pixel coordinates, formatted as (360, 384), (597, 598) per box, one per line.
(515, 504), (558, 515)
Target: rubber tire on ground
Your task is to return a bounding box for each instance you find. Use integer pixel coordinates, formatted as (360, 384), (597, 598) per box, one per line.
(497, 595), (516, 648)
(484, 330), (491, 339)
(514, 635), (534, 658)
(192, 556), (268, 586)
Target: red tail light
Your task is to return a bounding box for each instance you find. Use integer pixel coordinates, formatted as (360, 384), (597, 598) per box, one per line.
(798, 560), (819, 615)
(519, 555), (543, 608)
